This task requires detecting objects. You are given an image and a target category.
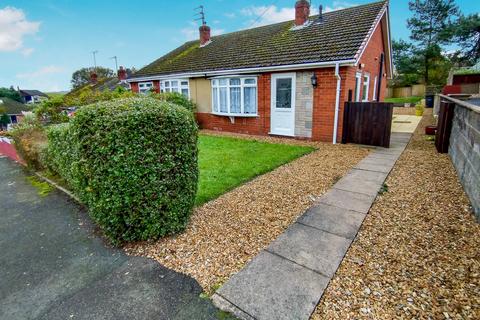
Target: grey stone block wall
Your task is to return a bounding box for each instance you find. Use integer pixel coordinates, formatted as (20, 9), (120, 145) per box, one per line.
(448, 105), (480, 220)
(295, 72), (313, 138)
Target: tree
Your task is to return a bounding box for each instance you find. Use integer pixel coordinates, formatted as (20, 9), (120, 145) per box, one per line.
(452, 13), (480, 64)
(71, 67), (115, 89)
(392, 39), (422, 86)
(0, 112), (10, 130)
(0, 87), (22, 103)
(407, 0), (459, 84)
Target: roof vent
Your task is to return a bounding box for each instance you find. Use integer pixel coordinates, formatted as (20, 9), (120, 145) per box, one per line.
(317, 5), (324, 23)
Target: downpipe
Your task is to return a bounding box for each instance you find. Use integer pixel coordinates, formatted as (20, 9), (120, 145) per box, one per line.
(333, 63), (341, 144)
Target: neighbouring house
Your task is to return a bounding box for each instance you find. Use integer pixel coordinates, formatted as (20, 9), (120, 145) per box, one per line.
(64, 66), (132, 103)
(0, 97), (33, 130)
(18, 89), (49, 104)
(128, 0), (393, 142)
(445, 62), (480, 95)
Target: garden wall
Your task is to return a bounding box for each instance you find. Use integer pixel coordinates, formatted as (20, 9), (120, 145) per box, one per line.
(0, 137), (24, 164)
(448, 100), (480, 220)
(386, 84), (426, 98)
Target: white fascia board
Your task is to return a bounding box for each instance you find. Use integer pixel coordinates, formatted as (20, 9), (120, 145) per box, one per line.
(126, 59), (356, 83)
(385, 6), (394, 78)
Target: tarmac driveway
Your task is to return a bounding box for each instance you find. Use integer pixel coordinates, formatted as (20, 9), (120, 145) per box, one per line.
(0, 157), (226, 320)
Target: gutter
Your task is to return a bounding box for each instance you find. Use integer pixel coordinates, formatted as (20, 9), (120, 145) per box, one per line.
(126, 59), (356, 83)
(333, 63), (341, 144)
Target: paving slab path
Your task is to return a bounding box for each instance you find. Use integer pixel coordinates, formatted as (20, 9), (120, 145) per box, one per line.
(212, 132), (413, 320)
(0, 157), (226, 320)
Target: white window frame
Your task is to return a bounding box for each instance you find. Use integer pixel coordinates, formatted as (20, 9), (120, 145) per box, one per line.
(211, 76), (258, 117)
(160, 79), (190, 97)
(372, 76), (377, 101)
(354, 72), (362, 102)
(138, 81), (153, 94)
(362, 73), (370, 102)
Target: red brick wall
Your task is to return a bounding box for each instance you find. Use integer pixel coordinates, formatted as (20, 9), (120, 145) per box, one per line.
(311, 17), (387, 142)
(353, 17), (388, 102)
(153, 80), (160, 93)
(196, 73), (271, 135)
(130, 82), (139, 93)
(311, 67), (341, 142)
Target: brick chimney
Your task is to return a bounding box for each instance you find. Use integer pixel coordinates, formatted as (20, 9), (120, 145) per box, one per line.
(199, 24), (211, 46)
(295, 0), (311, 26)
(90, 71), (98, 84)
(117, 66), (127, 82)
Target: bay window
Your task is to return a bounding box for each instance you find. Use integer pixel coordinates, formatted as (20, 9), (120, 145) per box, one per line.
(211, 77), (257, 116)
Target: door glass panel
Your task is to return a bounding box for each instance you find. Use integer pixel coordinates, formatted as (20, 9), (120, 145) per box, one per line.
(276, 78), (292, 109)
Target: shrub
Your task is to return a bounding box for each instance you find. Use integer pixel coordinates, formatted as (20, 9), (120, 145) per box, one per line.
(9, 114), (48, 170)
(64, 85), (136, 107)
(150, 92), (196, 111)
(34, 96), (69, 124)
(45, 97), (199, 243)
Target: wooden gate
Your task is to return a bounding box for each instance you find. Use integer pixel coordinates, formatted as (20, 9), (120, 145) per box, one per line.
(342, 102), (393, 148)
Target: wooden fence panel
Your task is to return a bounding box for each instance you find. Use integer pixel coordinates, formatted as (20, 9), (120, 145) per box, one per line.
(342, 102), (393, 148)
(435, 100), (455, 153)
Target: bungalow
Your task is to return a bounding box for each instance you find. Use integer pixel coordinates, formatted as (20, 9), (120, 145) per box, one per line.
(18, 89), (48, 104)
(66, 66), (132, 100)
(128, 0), (393, 143)
(0, 97), (33, 130)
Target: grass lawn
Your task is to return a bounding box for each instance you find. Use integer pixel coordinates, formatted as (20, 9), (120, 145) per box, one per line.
(384, 96), (423, 104)
(196, 134), (314, 205)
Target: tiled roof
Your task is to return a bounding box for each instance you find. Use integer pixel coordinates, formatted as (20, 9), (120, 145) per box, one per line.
(131, 1), (386, 78)
(0, 97), (33, 115)
(65, 77), (130, 99)
(19, 90), (48, 97)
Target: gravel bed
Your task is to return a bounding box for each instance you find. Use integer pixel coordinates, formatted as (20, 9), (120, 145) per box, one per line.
(313, 110), (480, 319)
(125, 133), (369, 293)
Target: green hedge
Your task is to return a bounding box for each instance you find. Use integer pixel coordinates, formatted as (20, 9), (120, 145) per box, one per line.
(45, 97), (198, 243)
(150, 92), (196, 112)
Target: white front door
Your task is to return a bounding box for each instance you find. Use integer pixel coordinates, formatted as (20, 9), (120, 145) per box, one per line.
(271, 73), (296, 136)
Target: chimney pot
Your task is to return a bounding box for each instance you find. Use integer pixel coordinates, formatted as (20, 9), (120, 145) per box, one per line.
(118, 66), (127, 81)
(295, 0), (310, 26)
(199, 25), (211, 46)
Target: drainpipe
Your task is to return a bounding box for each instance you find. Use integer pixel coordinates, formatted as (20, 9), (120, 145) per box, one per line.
(333, 63), (341, 144)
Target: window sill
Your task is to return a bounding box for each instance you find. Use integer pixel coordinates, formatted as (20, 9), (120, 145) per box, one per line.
(211, 112), (259, 118)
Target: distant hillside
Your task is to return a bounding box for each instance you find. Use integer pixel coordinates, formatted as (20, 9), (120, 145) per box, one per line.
(46, 91), (68, 99)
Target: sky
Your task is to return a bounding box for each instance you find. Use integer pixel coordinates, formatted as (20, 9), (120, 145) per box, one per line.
(0, 0), (478, 92)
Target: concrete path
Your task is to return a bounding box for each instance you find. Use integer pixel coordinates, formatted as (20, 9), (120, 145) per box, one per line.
(212, 132), (412, 320)
(0, 157), (226, 320)
(392, 115), (422, 133)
